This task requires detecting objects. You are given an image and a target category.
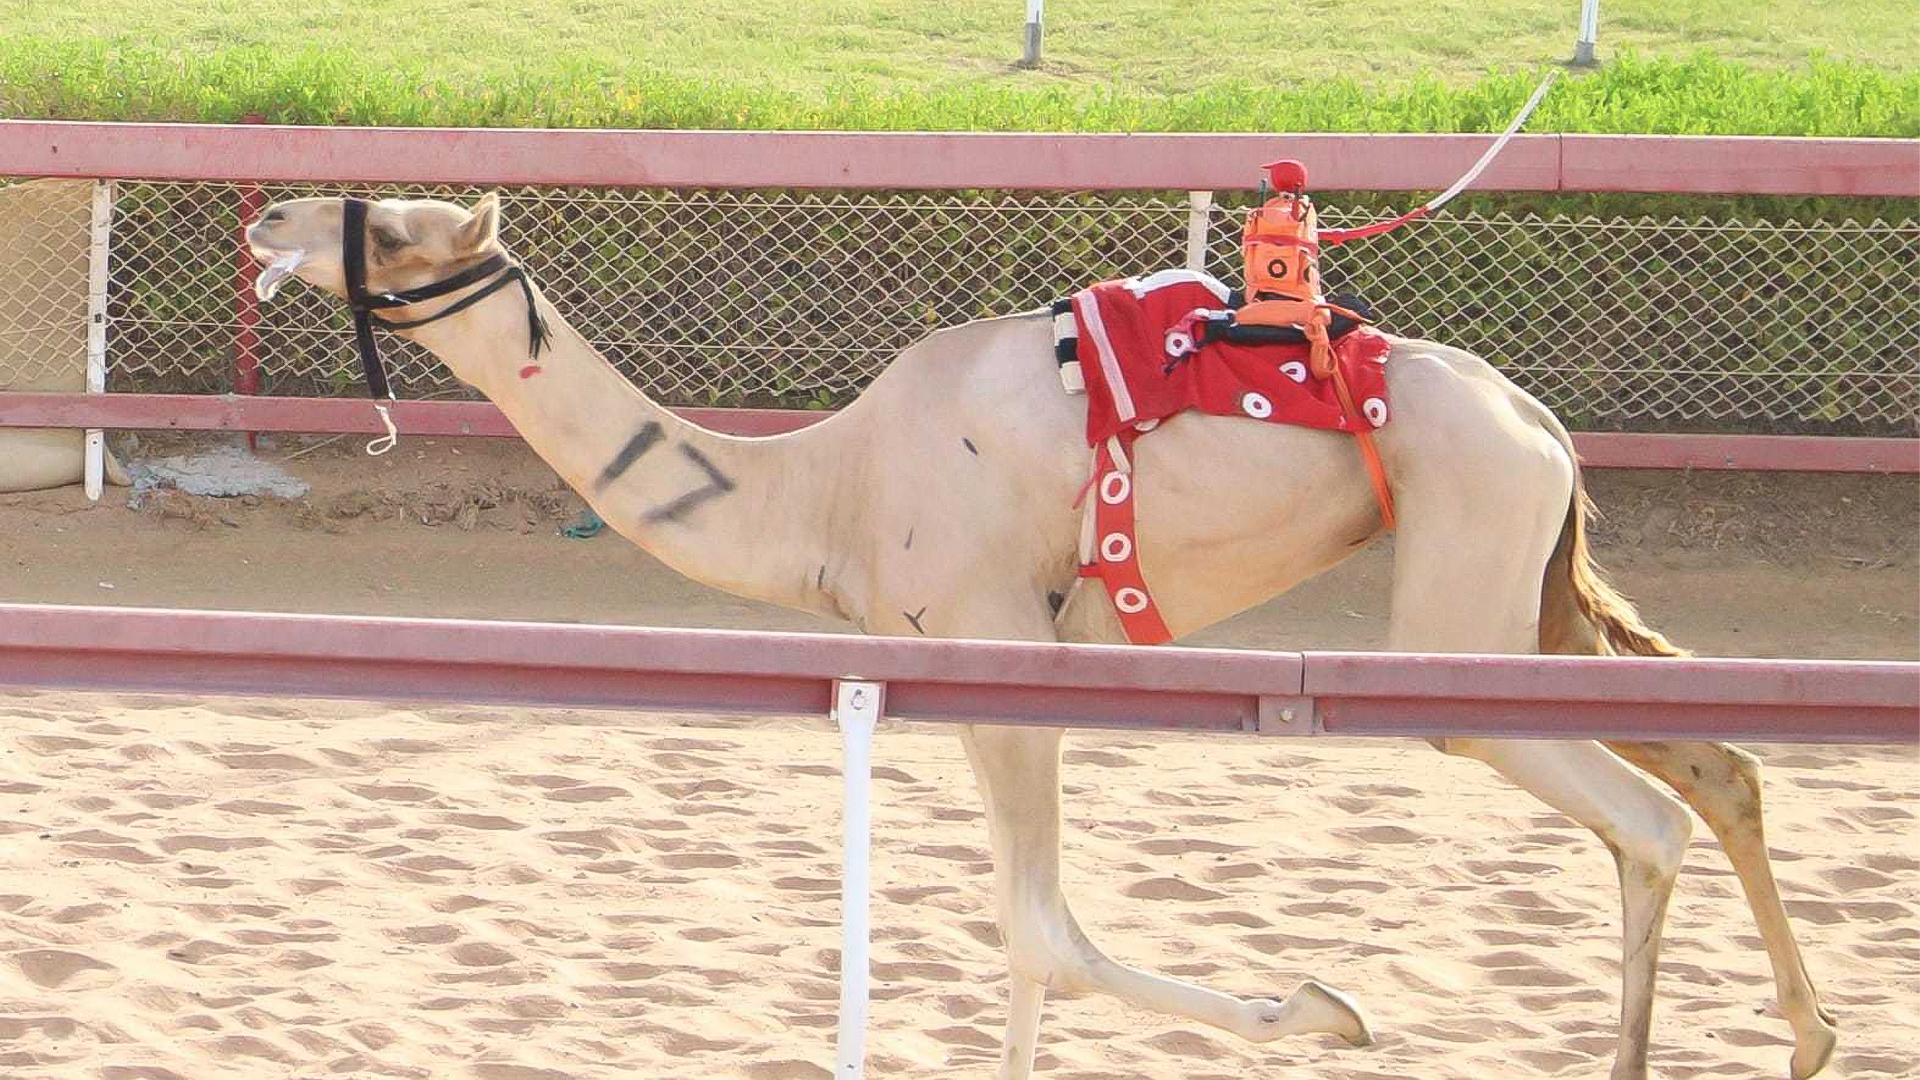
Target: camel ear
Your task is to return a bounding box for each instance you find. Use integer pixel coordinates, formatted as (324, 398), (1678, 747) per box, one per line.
(457, 193), (502, 253)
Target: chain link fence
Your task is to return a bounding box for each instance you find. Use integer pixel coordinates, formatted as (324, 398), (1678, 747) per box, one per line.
(0, 179), (92, 392)
(9, 179), (1918, 434)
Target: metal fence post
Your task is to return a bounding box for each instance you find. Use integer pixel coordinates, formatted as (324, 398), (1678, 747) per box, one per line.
(234, 113), (266, 449)
(1574, 0), (1600, 65)
(84, 180), (113, 502)
(1186, 191), (1214, 272)
(831, 678), (884, 1078)
(1021, 0), (1043, 68)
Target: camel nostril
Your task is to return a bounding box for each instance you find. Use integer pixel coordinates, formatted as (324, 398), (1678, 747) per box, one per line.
(260, 208), (286, 225)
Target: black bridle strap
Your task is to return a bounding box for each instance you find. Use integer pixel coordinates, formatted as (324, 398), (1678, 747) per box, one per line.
(342, 198), (392, 400)
(341, 197), (550, 401)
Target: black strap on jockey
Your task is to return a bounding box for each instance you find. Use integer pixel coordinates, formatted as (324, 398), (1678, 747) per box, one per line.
(341, 197), (550, 400)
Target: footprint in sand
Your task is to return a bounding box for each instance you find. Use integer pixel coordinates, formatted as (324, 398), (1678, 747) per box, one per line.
(1063, 749), (1140, 767)
(1181, 910), (1270, 929)
(540, 828), (621, 854)
(450, 942), (517, 967)
(469, 1064), (575, 1080)
(1201, 862), (1267, 883)
(388, 924), (463, 945)
(879, 885), (960, 905)
(543, 784), (631, 803)
(648, 737), (736, 753)
(659, 852), (746, 870)
(365, 737), (442, 755)
(502, 773), (583, 790)
(771, 875), (840, 894)
(342, 782), (439, 803)
(653, 779), (744, 799)
(1132, 837), (1248, 856)
(11, 948), (118, 989)
(214, 751), (319, 771)
(753, 839), (826, 857)
(910, 844), (989, 862)
(742, 1062), (831, 1080)
(99, 1065), (190, 1080)
(1122, 877), (1226, 902)
(435, 812), (525, 831)
(1474, 949), (1585, 987)
(16, 734), (100, 754)
(1333, 824), (1428, 845)
(649, 750), (726, 770)
(157, 835), (276, 854)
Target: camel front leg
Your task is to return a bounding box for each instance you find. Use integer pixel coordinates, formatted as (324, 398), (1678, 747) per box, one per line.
(1606, 740), (1838, 1079)
(961, 724), (1371, 1080)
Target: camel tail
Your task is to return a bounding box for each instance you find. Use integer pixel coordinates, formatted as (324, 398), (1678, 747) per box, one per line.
(1536, 424), (1689, 659)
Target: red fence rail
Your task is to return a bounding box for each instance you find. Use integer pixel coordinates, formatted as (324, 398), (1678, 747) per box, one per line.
(2, 392), (1914, 473)
(0, 603), (1913, 743)
(4, 121), (1916, 195)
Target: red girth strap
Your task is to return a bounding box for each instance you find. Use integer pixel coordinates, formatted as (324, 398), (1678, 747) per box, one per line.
(1078, 438), (1174, 646)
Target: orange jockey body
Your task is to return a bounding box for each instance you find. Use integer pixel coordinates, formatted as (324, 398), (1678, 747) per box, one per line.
(1239, 159), (1394, 528)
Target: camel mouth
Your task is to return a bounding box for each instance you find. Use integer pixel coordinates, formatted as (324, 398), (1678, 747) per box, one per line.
(249, 246), (309, 303)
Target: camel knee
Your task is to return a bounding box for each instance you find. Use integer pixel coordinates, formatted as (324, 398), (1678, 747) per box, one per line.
(998, 904), (1105, 992)
(1615, 788), (1692, 883)
(1617, 740), (1766, 838)
(1707, 744), (1765, 825)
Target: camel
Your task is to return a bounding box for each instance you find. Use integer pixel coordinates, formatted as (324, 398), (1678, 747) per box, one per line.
(244, 193), (1837, 1080)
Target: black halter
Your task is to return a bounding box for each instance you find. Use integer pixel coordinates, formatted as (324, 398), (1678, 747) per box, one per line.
(342, 197), (550, 399)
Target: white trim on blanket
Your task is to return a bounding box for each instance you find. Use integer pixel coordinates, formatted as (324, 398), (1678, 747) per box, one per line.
(1072, 288), (1137, 424)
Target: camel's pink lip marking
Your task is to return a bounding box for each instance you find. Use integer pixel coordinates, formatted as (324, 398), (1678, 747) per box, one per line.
(519, 364), (543, 380)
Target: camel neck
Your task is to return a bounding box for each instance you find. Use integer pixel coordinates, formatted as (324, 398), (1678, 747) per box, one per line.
(409, 288), (852, 618)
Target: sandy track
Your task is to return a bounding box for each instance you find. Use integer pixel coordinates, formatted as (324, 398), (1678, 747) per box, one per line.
(1, 437), (1915, 1078)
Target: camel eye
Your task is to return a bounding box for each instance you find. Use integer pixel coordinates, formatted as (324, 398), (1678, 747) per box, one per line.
(370, 223), (408, 251)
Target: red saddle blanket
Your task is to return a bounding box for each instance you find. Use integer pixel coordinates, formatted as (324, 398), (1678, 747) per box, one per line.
(1066, 270), (1392, 447)
(1058, 270), (1394, 646)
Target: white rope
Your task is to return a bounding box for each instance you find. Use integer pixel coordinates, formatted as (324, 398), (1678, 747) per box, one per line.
(365, 401), (399, 456)
(1422, 70), (1561, 214)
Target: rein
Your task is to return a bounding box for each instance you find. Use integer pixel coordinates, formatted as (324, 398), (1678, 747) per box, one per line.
(341, 197), (550, 406)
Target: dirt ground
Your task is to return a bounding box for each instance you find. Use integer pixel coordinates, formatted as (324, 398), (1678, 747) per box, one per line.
(2, 432), (1915, 660)
(2, 434), (1917, 1080)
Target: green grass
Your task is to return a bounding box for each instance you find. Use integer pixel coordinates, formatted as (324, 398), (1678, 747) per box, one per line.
(1, 43), (1913, 136)
(5, 0), (1912, 94)
(1, 0), (1915, 135)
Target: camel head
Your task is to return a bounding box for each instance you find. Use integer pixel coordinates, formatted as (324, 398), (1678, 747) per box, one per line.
(244, 194), (505, 308)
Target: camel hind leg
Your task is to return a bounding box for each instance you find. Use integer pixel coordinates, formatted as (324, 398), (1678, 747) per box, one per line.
(1605, 740), (1838, 1079)
(1382, 373), (1688, 1080)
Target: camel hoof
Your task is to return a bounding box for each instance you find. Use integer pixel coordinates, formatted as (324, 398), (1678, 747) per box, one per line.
(1790, 1021), (1838, 1080)
(1300, 980), (1373, 1047)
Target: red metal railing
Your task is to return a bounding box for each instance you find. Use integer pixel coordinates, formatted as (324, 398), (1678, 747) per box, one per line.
(4, 121), (1915, 195)
(0, 603), (1912, 743)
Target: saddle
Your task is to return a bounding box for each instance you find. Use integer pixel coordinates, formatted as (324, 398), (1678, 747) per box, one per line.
(1050, 161), (1398, 645)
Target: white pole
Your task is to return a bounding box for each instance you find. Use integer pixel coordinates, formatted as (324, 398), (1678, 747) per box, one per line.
(1574, 0), (1600, 65)
(84, 180), (114, 503)
(1185, 191), (1213, 272)
(1022, 0), (1043, 68)
(831, 678), (883, 1079)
